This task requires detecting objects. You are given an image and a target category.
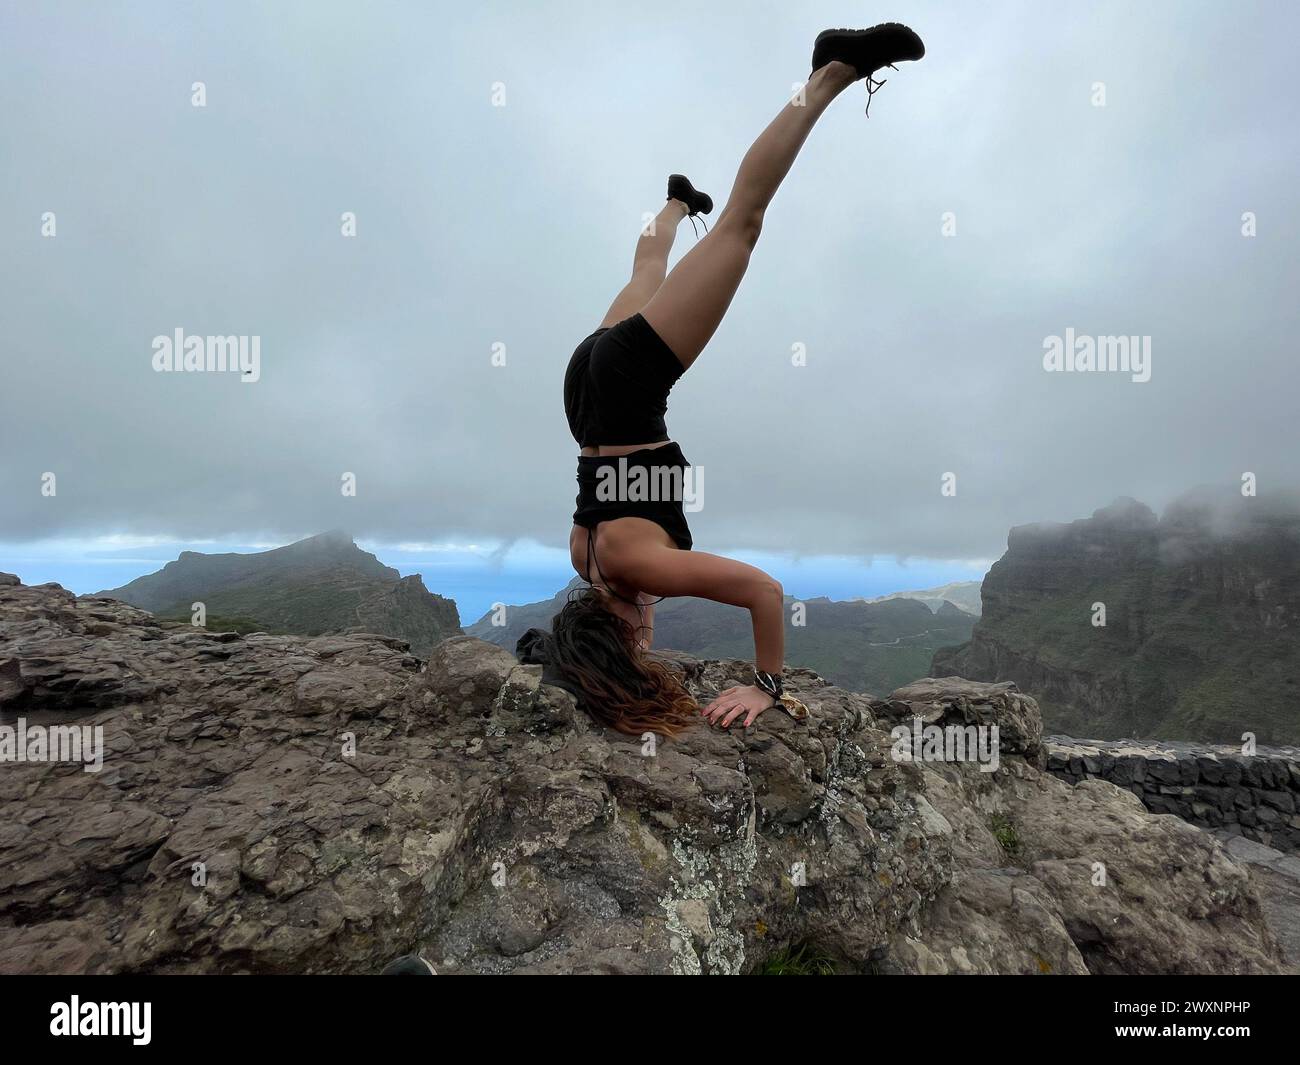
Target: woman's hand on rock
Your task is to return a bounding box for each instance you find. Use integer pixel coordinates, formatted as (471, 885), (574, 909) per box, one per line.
(701, 684), (775, 729)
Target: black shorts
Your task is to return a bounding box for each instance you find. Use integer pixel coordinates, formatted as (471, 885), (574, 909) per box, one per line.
(564, 314), (692, 550)
(563, 313), (684, 447)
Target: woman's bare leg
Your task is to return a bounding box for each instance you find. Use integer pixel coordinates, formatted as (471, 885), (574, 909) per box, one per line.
(598, 199), (691, 328)
(640, 61), (859, 369)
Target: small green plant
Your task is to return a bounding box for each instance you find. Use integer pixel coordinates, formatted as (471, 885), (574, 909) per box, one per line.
(989, 812), (1021, 858)
(756, 943), (837, 975)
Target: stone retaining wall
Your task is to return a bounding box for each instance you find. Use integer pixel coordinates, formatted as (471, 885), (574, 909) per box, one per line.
(1045, 736), (1300, 853)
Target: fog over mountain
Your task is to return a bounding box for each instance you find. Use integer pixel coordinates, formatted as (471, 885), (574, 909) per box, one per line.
(2, 1), (1297, 565)
(935, 489), (1300, 745)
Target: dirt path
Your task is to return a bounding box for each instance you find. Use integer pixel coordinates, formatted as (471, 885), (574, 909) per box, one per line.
(867, 629), (937, 647)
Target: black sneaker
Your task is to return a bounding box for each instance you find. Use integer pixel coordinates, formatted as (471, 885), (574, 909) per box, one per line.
(810, 22), (925, 78)
(667, 174), (713, 217)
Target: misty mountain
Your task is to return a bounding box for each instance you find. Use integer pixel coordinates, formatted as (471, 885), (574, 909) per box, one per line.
(98, 530), (461, 657)
(933, 490), (1300, 745)
(863, 581), (982, 616)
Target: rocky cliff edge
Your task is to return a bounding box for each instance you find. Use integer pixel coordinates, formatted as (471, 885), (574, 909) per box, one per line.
(0, 575), (1283, 974)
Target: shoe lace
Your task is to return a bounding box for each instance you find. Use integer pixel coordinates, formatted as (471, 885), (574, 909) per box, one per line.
(863, 62), (897, 117)
(687, 213), (710, 239)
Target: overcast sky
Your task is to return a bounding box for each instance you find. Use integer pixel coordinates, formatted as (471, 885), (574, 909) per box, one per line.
(2, 0), (1298, 608)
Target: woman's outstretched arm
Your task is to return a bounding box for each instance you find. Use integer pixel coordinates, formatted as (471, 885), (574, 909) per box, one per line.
(610, 543), (786, 728)
(614, 545), (783, 672)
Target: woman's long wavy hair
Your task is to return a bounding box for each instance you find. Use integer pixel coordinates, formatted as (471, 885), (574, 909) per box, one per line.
(549, 586), (698, 737)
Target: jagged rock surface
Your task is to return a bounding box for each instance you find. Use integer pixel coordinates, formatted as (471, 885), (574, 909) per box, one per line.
(1209, 832), (1300, 972)
(0, 576), (1284, 974)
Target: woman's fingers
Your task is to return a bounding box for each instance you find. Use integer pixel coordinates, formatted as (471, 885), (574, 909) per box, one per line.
(721, 705), (747, 728)
(703, 686), (776, 728)
(707, 702), (754, 728)
(703, 687), (739, 714)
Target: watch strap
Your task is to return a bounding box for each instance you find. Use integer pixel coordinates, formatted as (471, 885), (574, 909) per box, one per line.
(754, 668), (784, 699)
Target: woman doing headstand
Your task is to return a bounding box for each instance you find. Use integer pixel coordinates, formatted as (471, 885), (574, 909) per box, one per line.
(552, 23), (925, 736)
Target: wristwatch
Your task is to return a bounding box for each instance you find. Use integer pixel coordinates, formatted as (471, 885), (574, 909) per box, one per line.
(754, 669), (784, 701)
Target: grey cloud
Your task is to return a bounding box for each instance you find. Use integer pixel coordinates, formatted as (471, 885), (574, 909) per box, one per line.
(2, 0), (1297, 560)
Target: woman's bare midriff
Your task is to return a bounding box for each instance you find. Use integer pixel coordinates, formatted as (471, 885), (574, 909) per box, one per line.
(578, 440), (674, 457)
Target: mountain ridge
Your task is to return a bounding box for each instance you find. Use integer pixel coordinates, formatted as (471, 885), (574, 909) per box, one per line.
(933, 490), (1300, 745)
(862, 580), (982, 616)
(97, 531), (461, 657)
